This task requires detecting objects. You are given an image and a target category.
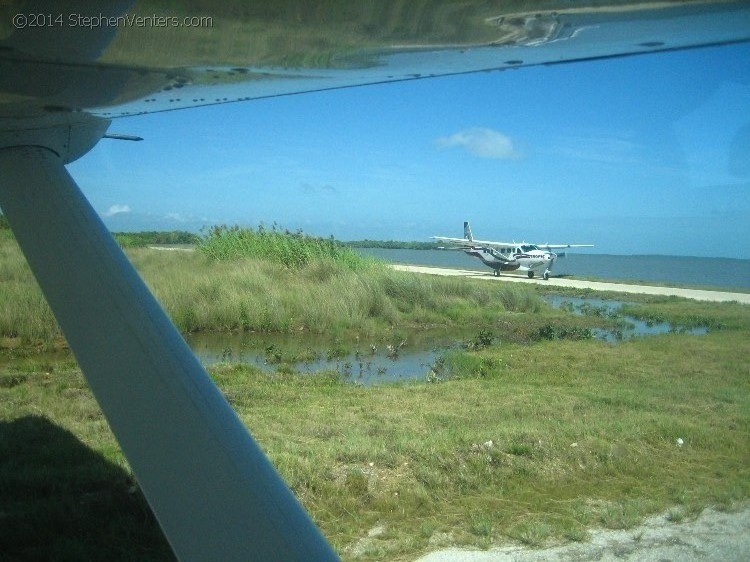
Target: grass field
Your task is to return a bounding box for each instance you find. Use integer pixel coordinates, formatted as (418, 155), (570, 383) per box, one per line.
(0, 228), (545, 343)
(0, 230), (748, 560)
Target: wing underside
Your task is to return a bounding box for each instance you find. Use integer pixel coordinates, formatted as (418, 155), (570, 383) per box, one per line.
(2, 2), (749, 119)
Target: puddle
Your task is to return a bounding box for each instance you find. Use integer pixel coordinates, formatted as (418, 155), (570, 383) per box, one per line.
(184, 297), (708, 385)
(186, 331), (456, 385)
(542, 295), (708, 342)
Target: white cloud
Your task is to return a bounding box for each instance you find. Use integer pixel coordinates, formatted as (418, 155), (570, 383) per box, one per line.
(103, 204), (131, 217)
(435, 127), (521, 160)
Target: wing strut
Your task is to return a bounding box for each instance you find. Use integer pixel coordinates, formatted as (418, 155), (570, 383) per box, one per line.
(0, 146), (338, 561)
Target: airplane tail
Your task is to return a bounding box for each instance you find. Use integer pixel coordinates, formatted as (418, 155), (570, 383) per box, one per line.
(463, 221), (473, 242)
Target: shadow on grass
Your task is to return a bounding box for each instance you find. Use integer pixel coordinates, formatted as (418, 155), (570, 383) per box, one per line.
(0, 416), (175, 561)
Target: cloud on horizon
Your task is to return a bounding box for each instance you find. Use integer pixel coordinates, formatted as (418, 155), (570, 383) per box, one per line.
(435, 127), (521, 160)
(103, 204), (131, 217)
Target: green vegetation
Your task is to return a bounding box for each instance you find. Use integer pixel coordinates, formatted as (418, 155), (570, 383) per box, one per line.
(0, 228), (541, 343)
(198, 224), (373, 270)
(0, 232), (61, 344)
(2, 328), (748, 560)
(1, 230), (748, 560)
(113, 230), (200, 248)
(99, 0), (677, 72)
(0, 413), (170, 560)
(102, 0), (565, 69)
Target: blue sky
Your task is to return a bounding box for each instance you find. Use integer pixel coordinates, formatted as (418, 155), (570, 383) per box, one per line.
(69, 42), (750, 258)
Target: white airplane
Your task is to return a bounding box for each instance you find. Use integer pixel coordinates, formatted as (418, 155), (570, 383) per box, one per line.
(433, 222), (593, 280)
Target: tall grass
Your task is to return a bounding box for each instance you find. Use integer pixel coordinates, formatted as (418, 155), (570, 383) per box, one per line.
(198, 224), (373, 270)
(113, 231), (199, 248)
(131, 247), (541, 336)
(0, 232), (61, 344)
(0, 231), (543, 344)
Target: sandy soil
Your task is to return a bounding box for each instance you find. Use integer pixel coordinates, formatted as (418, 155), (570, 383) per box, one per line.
(416, 503), (750, 561)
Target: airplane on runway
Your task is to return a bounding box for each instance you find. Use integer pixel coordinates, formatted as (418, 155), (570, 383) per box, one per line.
(433, 222), (593, 280)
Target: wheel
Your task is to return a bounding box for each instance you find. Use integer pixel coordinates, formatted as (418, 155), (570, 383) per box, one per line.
(493, 269), (499, 277)
(527, 271), (534, 279)
(543, 271), (549, 280)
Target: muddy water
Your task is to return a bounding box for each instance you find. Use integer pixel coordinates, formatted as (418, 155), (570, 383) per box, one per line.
(185, 296), (707, 384)
(185, 330), (459, 385)
(542, 295), (708, 341)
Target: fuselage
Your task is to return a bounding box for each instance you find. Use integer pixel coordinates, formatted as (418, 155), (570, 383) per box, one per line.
(465, 244), (556, 275)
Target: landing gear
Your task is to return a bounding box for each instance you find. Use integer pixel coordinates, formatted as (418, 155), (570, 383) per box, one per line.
(493, 270), (500, 277)
(528, 270), (551, 280)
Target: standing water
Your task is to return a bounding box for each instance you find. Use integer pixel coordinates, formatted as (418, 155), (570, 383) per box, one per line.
(186, 331), (456, 385)
(186, 294), (708, 383)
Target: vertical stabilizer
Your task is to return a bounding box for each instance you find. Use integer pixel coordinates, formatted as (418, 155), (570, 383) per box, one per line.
(463, 221), (474, 242)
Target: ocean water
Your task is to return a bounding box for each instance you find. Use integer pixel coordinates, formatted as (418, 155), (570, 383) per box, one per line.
(355, 248), (750, 291)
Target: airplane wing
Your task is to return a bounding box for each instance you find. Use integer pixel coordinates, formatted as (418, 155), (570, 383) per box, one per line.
(2, 1), (749, 118)
(537, 244), (595, 250)
(436, 237), (582, 252)
(432, 236), (520, 249)
(2, 1), (749, 560)
(432, 236), (474, 247)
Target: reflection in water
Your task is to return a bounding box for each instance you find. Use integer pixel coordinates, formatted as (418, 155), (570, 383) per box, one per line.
(8, 2), (748, 118)
(542, 295), (708, 342)
(186, 331), (457, 385)
(187, 295), (708, 384)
